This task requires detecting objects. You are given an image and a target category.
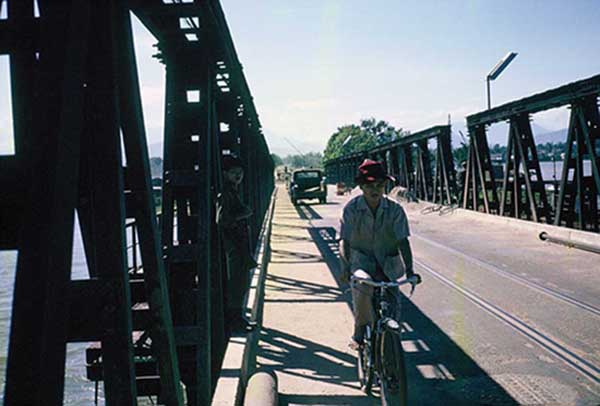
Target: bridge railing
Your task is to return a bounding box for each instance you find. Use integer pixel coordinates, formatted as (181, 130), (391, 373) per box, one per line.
(324, 125), (457, 206)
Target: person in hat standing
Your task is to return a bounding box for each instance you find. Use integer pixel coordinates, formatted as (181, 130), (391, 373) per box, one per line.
(339, 159), (418, 349)
(216, 155), (258, 333)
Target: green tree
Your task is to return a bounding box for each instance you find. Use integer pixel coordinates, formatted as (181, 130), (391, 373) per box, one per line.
(359, 118), (402, 145)
(323, 118), (407, 162)
(323, 124), (366, 162)
(283, 152), (323, 169)
(271, 153), (284, 167)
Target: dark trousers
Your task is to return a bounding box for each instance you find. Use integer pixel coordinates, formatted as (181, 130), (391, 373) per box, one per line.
(223, 234), (254, 317)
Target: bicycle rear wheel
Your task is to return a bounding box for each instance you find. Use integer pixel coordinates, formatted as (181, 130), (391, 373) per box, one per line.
(379, 329), (407, 406)
(357, 327), (374, 394)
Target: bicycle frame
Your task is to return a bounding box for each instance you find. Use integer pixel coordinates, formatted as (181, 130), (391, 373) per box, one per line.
(351, 275), (417, 337)
(352, 275), (419, 404)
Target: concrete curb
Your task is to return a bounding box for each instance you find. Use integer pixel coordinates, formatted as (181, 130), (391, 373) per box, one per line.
(389, 186), (600, 248)
(453, 207), (600, 246)
(212, 188), (278, 406)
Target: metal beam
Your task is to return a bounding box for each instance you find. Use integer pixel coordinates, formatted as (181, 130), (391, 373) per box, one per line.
(4, 3), (92, 404)
(324, 125), (450, 165)
(467, 74), (600, 127)
(115, 3), (184, 404)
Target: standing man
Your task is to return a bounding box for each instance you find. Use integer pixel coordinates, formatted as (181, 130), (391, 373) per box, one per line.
(339, 159), (418, 349)
(217, 155), (258, 333)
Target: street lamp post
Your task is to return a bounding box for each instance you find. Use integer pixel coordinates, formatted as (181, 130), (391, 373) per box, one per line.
(487, 77), (492, 110)
(486, 52), (518, 109)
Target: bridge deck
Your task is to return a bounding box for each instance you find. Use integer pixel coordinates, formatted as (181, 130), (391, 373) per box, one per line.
(256, 185), (600, 405)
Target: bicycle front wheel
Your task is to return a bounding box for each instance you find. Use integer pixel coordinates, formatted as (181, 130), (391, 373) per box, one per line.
(379, 329), (408, 406)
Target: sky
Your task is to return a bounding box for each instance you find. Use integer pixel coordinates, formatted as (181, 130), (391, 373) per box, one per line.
(1, 0), (599, 156)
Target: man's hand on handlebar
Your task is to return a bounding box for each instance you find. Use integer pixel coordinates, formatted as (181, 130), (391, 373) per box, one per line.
(399, 272), (422, 296)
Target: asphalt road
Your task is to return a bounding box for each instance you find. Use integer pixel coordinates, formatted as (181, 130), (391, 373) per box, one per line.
(257, 184), (600, 405)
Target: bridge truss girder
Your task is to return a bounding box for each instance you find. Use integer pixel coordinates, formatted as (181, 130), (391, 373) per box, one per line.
(324, 125), (456, 204)
(1, 2), (183, 405)
(464, 74), (600, 230)
(462, 125), (500, 214)
(432, 126), (458, 205)
(554, 96), (600, 231)
(160, 46), (216, 404)
(414, 140), (433, 200)
(499, 114), (551, 223)
(0, 1), (273, 405)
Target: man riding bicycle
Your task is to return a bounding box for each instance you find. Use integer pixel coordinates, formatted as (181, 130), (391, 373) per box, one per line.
(339, 159), (416, 350)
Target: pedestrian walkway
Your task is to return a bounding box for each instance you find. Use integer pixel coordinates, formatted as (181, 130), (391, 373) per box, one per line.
(256, 187), (381, 405)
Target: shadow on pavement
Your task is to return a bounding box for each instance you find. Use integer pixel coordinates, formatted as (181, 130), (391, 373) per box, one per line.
(270, 248), (324, 264)
(276, 215), (312, 221)
(294, 204), (324, 220)
(263, 273), (347, 304)
(272, 222), (311, 230)
(257, 327), (374, 405)
(271, 233), (314, 243)
(307, 226), (519, 406)
(280, 394), (378, 405)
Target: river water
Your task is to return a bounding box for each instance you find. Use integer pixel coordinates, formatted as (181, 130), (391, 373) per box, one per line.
(0, 220), (104, 404)
(539, 160), (593, 182)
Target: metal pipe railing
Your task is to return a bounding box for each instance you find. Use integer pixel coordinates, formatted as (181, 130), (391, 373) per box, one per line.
(539, 231), (600, 255)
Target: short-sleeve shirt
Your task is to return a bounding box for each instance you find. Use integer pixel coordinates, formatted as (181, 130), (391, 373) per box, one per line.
(340, 195), (410, 279)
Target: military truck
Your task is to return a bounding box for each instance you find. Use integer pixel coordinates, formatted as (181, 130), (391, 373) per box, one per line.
(288, 169), (327, 205)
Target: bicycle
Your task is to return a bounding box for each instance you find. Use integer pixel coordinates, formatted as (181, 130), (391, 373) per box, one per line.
(351, 274), (422, 406)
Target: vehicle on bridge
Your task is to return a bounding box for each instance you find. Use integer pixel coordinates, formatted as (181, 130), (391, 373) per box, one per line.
(289, 169), (327, 205)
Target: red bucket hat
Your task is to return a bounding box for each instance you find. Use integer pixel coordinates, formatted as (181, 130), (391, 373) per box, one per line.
(354, 159), (395, 184)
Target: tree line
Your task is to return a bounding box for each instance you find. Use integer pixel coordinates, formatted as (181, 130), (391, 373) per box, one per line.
(271, 118), (572, 171)
(152, 124), (572, 178)
(270, 118), (408, 170)
(323, 118), (409, 162)
(488, 142), (567, 162)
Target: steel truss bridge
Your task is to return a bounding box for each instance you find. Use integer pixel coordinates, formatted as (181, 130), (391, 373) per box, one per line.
(0, 1), (599, 405)
(325, 74), (600, 232)
(0, 1), (273, 405)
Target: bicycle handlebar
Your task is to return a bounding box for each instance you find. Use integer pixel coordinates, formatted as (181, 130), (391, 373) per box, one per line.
(351, 274), (422, 289)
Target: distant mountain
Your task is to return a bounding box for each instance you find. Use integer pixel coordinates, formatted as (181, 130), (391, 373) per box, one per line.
(450, 122), (511, 147)
(149, 157), (163, 179)
(534, 128), (568, 145)
(531, 123), (551, 135)
(449, 121), (510, 147)
(148, 141), (163, 158)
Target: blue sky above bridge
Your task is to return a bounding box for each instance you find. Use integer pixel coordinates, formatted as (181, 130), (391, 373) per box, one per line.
(0, 0), (599, 156)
